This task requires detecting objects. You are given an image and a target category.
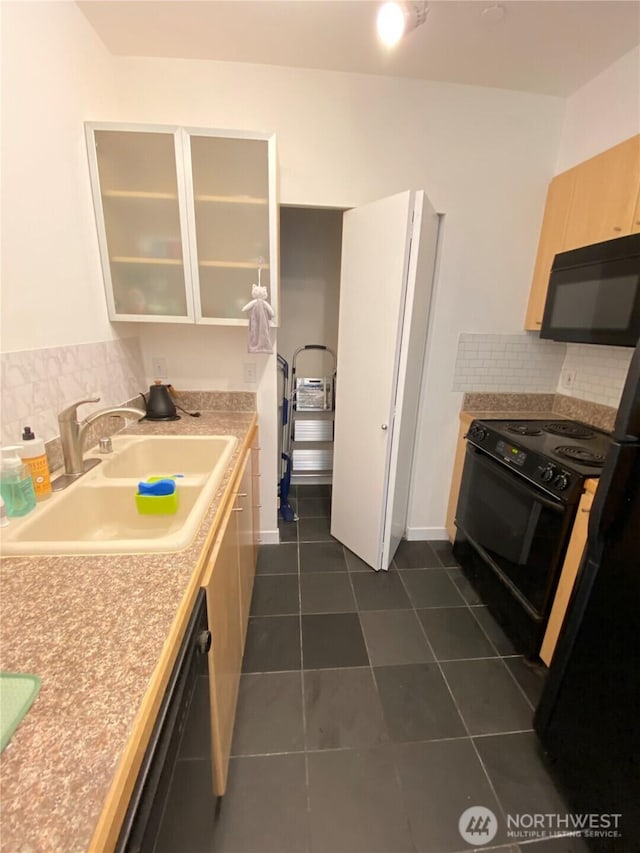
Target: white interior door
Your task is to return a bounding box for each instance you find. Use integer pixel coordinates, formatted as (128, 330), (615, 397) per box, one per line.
(331, 191), (439, 570)
(382, 192), (439, 567)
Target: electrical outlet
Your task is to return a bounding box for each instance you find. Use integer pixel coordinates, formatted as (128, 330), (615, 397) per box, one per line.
(243, 362), (257, 384)
(561, 368), (577, 390)
(152, 356), (168, 380)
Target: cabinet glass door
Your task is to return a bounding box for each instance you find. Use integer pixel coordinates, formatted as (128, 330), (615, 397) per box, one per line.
(188, 134), (272, 322)
(92, 129), (193, 320)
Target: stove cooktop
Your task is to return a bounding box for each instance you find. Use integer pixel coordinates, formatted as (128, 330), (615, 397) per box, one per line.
(466, 418), (611, 502)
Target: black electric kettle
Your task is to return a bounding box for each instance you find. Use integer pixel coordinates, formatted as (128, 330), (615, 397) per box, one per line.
(140, 382), (180, 421)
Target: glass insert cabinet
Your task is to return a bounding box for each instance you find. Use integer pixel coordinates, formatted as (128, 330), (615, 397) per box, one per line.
(85, 123), (278, 325)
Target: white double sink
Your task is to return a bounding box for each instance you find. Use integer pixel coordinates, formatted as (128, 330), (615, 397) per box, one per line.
(0, 434), (238, 556)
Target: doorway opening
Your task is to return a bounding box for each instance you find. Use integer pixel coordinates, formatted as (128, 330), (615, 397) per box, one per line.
(276, 193), (439, 571)
(278, 206), (344, 521)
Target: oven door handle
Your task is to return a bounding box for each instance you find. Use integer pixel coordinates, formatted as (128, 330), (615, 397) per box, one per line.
(467, 445), (565, 513)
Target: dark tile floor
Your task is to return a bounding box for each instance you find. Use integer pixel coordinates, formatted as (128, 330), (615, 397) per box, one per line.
(157, 485), (587, 853)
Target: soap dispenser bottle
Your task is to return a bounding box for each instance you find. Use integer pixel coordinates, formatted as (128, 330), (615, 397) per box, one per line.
(19, 426), (52, 500)
(0, 446), (37, 517)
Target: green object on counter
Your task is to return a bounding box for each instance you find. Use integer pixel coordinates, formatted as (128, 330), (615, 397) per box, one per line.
(135, 476), (180, 515)
(0, 672), (42, 752)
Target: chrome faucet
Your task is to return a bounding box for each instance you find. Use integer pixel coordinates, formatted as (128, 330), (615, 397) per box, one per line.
(53, 395), (145, 490)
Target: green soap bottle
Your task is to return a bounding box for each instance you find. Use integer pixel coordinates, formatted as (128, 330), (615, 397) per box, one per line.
(0, 446), (37, 517)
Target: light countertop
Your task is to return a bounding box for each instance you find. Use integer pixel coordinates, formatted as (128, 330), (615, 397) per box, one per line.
(0, 410), (256, 853)
(459, 409), (559, 423)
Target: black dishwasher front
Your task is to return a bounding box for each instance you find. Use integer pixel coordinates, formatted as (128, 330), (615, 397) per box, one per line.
(116, 589), (211, 853)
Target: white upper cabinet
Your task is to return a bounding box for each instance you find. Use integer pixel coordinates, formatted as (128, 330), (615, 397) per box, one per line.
(86, 123), (278, 325)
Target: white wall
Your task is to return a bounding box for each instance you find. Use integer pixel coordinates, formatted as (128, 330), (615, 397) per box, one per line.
(0, 1), (120, 351)
(0, 4), (569, 540)
(111, 56), (565, 538)
(0, 3), (148, 446)
(555, 45), (640, 172)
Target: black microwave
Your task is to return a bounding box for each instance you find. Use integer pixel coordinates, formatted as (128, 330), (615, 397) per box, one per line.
(540, 233), (640, 347)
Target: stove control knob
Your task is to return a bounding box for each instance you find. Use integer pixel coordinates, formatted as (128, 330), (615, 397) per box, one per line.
(554, 473), (570, 491)
(469, 426), (487, 442)
(540, 464), (556, 482)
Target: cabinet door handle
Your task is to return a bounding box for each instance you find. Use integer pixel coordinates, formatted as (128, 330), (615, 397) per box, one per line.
(613, 226), (623, 232)
(232, 506), (244, 512)
(235, 493), (248, 497)
(535, 320), (542, 326)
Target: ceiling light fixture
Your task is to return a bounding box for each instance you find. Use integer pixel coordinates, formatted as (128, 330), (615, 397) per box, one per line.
(376, 1), (429, 48)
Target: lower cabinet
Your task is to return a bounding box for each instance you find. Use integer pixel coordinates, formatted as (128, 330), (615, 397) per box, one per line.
(539, 482), (596, 666)
(200, 432), (259, 796)
(446, 414), (474, 542)
(251, 435), (261, 564)
(202, 497), (243, 796)
(237, 451), (255, 644)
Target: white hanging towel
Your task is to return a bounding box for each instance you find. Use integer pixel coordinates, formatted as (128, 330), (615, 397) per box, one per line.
(242, 272), (274, 353)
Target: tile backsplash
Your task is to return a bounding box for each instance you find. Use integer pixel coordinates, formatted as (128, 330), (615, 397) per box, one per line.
(558, 344), (633, 409)
(453, 333), (632, 412)
(453, 334), (566, 393)
(1, 337), (146, 446)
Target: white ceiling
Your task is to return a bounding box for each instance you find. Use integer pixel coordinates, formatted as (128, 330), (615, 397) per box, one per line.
(78, 0), (640, 97)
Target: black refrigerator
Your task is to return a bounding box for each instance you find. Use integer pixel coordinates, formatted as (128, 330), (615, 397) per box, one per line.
(534, 340), (640, 852)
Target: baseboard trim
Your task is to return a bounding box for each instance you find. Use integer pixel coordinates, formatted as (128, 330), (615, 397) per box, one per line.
(258, 529), (280, 545)
(260, 527), (447, 545)
(405, 526), (448, 541)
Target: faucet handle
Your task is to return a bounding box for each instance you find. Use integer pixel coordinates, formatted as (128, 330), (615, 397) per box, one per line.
(58, 394), (101, 422)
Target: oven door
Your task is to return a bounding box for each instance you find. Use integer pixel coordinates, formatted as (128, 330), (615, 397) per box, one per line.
(455, 444), (575, 618)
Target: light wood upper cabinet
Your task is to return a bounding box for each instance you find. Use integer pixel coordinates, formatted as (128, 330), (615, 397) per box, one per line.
(563, 135), (640, 251)
(524, 134), (640, 331)
(524, 169), (576, 330)
(86, 123), (278, 325)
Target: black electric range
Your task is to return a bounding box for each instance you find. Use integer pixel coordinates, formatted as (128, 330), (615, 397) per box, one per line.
(453, 418), (611, 658)
(465, 418), (611, 504)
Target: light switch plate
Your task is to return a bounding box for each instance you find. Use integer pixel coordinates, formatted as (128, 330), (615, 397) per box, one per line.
(243, 362), (257, 384)
(561, 368), (577, 389)
(152, 356), (168, 380)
